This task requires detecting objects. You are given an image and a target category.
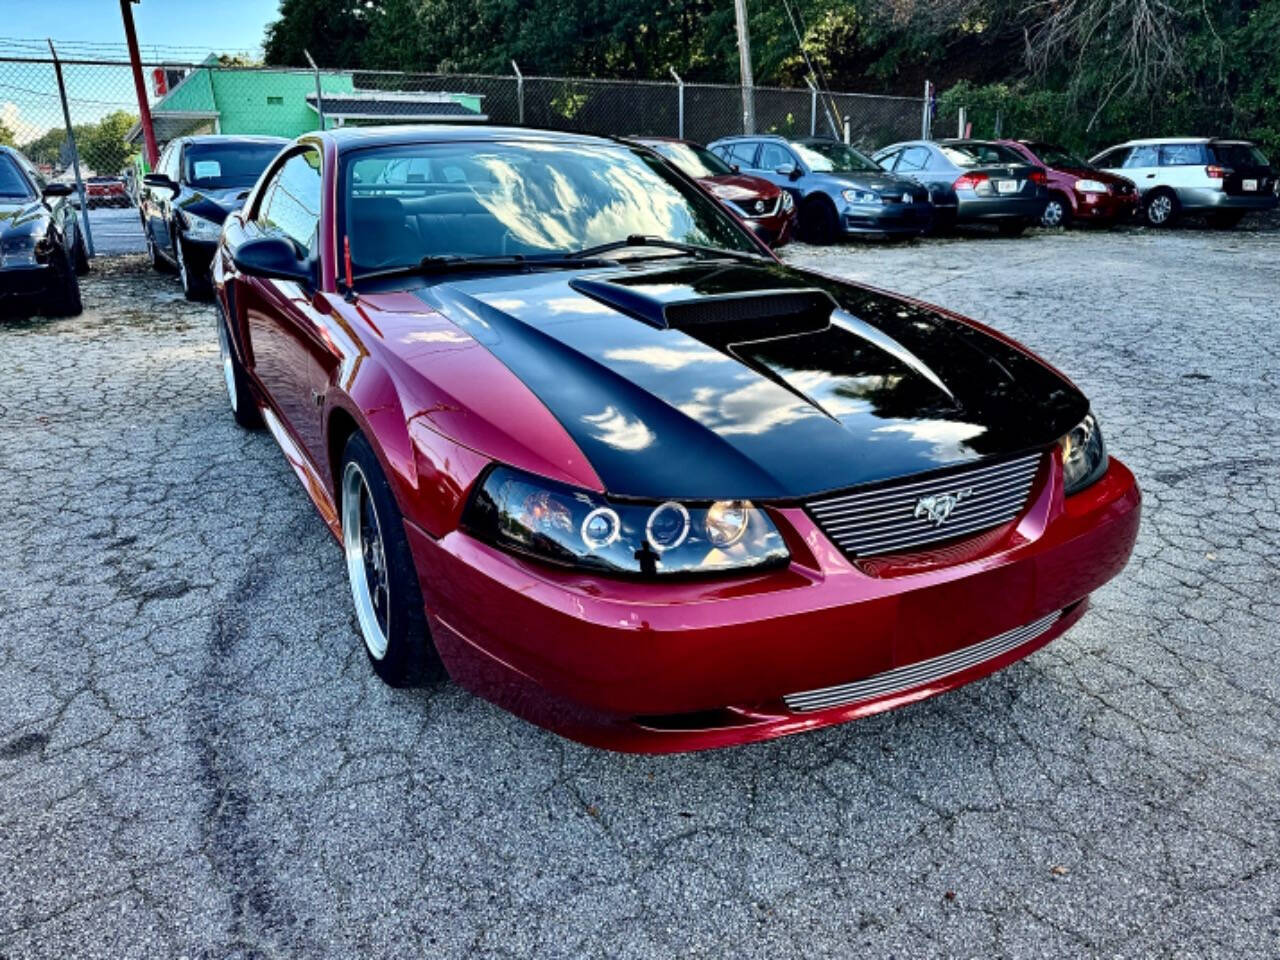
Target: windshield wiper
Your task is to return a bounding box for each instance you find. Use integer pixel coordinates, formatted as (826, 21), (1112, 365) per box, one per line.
(565, 235), (772, 263)
(350, 252), (609, 286)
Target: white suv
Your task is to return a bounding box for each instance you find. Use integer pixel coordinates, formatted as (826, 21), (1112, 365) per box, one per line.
(1089, 137), (1277, 228)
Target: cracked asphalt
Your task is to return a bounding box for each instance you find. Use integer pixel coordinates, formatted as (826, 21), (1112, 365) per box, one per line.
(3, 224), (1278, 958)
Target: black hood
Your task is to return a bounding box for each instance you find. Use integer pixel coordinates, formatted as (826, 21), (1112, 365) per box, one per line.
(412, 259), (1086, 500)
(0, 197), (46, 232)
(177, 186), (252, 225)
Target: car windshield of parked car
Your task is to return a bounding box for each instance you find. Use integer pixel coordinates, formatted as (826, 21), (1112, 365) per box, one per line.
(940, 142), (1025, 167)
(790, 141), (880, 173)
(1210, 142), (1270, 167)
(648, 142), (733, 179)
(1028, 143), (1090, 169)
(183, 142), (283, 190)
(343, 140), (761, 272)
(0, 155), (33, 198)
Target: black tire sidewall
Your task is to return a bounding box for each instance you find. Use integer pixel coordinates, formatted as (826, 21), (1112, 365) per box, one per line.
(342, 431), (443, 687)
(801, 196), (838, 244)
(216, 303), (263, 430)
(42, 246), (82, 317)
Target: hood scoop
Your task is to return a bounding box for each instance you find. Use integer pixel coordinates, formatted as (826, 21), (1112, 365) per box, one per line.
(570, 276), (834, 339)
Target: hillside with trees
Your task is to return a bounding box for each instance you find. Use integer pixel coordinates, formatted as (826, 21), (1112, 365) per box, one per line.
(262, 0), (1280, 155)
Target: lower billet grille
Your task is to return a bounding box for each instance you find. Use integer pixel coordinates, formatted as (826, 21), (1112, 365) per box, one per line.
(782, 610), (1062, 713)
(806, 453), (1042, 558)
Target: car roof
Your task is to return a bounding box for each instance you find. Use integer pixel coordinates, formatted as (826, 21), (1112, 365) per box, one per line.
(1109, 137), (1212, 147)
(319, 124), (620, 152)
(181, 134), (289, 145)
(709, 133), (789, 144)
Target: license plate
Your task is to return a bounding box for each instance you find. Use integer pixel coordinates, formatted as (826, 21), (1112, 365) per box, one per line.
(995, 179), (1018, 194)
(1243, 179), (1258, 192)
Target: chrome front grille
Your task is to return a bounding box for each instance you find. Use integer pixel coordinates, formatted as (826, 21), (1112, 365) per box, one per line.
(730, 195), (780, 218)
(807, 452), (1042, 558)
(783, 610), (1062, 713)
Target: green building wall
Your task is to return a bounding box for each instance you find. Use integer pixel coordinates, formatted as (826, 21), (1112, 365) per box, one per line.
(156, 67), (356, 136)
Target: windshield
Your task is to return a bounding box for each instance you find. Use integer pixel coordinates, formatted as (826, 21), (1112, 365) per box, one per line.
(791, 141), (881, 173)
(184, 142), (283, 189)
(647, 141), (732, 178)
(1027, 142), (1089, 168)
(1210, 143), (1270, 168)
(0, 155), (33, 198)
(342, 140), (760, 273)
(940, 142), (1026, 167)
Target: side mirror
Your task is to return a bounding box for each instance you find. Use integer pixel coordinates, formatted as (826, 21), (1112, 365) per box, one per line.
(143, 173), (177, 191)
(232, 235), (315, 286)
(42, 182), (73, 198)
(729, 163), (740, 174)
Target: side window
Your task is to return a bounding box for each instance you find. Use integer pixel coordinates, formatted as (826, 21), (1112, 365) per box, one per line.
(874, 149), (900, 170)
(1159, 143), (1204, 166)
(725, 142), (758, 168)
(1093, 147), (1127, 168)
(1124, 145), (1159, 168)
(257, 149), (322, 257)
(154, 144), (172, 179)
(896, 146), (931, 172)
(757, 142), (793, 171)
(164, 144), (182, 181)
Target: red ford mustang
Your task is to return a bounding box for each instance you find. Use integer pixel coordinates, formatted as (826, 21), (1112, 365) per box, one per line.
(213, 126), (1140, 753)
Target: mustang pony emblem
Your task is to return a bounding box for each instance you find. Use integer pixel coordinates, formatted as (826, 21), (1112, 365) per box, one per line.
(913, 487), (974, 526)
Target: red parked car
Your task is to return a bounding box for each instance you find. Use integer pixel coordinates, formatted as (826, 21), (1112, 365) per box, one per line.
(634, 137), (796, 246)
(84, 175), (130, 209)
(998, 140), (1139, 228)
(213, 127), (1140, 753)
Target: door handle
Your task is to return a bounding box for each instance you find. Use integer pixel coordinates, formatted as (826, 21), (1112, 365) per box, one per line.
(1145, 174), (1155, 178)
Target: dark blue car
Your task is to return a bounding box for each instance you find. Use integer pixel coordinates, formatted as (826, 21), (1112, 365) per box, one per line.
(707, 134), (933, 243)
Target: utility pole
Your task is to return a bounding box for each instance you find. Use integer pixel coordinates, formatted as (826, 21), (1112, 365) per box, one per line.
(120, 0), (158, 168)
(733, 0), (755, 134)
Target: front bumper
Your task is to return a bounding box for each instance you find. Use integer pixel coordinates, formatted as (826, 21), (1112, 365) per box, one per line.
(841, 200), (934, 236)
(408, 453), (1141, 752)
(1072, 191), (1140, 221)
(745, 209), (797, 247)
(0, 262), (56, 300)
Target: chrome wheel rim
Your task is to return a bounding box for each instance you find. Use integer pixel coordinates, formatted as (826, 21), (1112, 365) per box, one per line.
(145, 229), (156, 265)
(342, 462), (391, 660)
(1042, 200), (1064, 227)
(177, 238), (189, 291)
(1149, 196), (1172, 224)
(216, 317), (238, 413)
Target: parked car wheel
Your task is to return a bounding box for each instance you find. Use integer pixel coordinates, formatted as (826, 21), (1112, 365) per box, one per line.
(176, 234), (211, 301)
(40, 248), (82, 318)
(799, 196), (838, 244)
(1144, 189), (1179, 227)
(72, 229), (90, 276)
(144, 223), (172, 273)
(997, 220), (1028, 238)
(216, 305), (263, 430)
(339, 431), (445, 687)
(1041, 194), (1071, 228)
(1207, 211), (1246, 230)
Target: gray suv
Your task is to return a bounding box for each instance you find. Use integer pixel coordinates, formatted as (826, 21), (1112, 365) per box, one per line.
(708, 135), (933, 243)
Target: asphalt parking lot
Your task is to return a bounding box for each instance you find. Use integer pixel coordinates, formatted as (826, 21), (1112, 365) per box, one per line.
(78, 206), (147, 257)
(3, 225), (1278, 958)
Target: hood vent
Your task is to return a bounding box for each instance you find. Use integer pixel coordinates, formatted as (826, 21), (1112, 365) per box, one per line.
(570, 277), (834, 338)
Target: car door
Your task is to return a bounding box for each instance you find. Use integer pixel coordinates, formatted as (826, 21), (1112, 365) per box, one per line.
(1158, 143), (1210, 198)
(753, 141), (802, 198)
(238, 146), (330, 461)
(1121, 145), (1160, 197)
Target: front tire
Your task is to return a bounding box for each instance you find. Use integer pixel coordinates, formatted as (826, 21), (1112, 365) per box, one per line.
(340, 431), (445, 687)
(145, 222), (170, 273)
(799, 196), (839, 244)
(1144, 189), (1179, 227)
(177, 234), (211, 300)
(216, 304), (262, 430)
(41, 247), (82, 318)
(72, 229), (90, 275)
(1040, 194), (1071, 229)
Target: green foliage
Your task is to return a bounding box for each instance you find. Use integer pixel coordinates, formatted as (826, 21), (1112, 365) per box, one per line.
(263, 0), (376, 68)
(0, 119), (14, 148)
(79, 111), (137, 174)
(20, 127), (66, 166)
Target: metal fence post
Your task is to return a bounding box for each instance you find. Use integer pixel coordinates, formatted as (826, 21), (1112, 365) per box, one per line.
(921, 81), (931, 139)
(958, 106), (967, 138)
(304, 49), (325, 130)
(843, 117), (850, 144)
(669, 67), (684, 139)
(47, 41), (93, 257)
(806, 77), (817, 136)
(512, 60), (524, 125)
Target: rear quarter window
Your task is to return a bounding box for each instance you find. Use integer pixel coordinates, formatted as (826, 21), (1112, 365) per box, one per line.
(1158, 143), (1207, 166)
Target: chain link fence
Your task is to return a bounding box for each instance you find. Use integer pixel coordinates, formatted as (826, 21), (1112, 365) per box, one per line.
(0, 53), (931, 257)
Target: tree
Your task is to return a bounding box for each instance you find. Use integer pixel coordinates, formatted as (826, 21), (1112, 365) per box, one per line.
(79, 111), (138, 175)
(263, 0), (381, 67)
(20, 128), (67, 167)
(0, 119), (14, 148)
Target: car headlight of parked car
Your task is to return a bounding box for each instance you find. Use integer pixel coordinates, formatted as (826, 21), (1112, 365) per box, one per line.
(1060, 413), (1108, 494)
(780, 191), (794, 212)
(463, 465), (790, 576)
(1074, 179), (1110, 194)
(0, 230), (51, 266)
(182, 213), (223, 242)
(841, 188), (879, 205)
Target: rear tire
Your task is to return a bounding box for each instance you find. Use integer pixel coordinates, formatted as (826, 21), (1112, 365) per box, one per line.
(799, 196), (839, 244)
(72, 229), (90, 275)
(216, 304), (262, 430)
(1143, 189), (1179, 227)
(339, 431), (446, 687)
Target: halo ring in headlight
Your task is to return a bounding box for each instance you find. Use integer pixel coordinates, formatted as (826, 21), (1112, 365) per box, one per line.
(580, 506), (621, 550)
(645, 502), (690, 553)
(705, 500), (750, 548)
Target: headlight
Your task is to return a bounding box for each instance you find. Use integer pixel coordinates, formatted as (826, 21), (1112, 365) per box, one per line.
(182, 213), (223, 241)
(780, 191), (794, 212)
(1074, 179), (1109, 194)
(462, 466), (790, 577)
(841, 188), (878, 204)
(1059, 413), (1108, 494)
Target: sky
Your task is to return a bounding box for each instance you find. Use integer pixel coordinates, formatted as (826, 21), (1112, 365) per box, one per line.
(1, 0), (278, 60)
(0, 1), (280, 147)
